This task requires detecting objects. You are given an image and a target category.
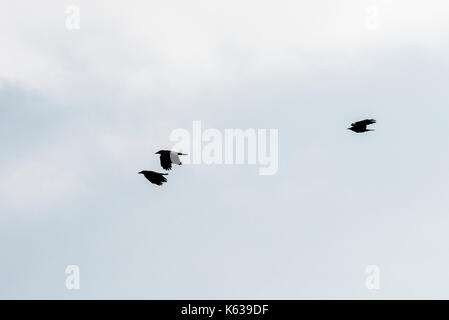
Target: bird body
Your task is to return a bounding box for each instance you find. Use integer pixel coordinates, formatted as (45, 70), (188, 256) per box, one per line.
(156, 150), (187, 170)
(138, 170), (168, 186)
(348, 119), (376, 133)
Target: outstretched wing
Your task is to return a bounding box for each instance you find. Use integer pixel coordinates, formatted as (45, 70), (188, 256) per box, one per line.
(152, 173), (168, 185)
(144, 171), (168, 186)
(159, 153), (172, 170)
(356, 119), (376, 126)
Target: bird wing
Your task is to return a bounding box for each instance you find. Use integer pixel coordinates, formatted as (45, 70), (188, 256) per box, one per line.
(160, 153), (172, 170)
(144, 171), (168, 185)
(153, 173), (168, 185)
(170, 152), (182, 165)
(356, 119), (376, 126)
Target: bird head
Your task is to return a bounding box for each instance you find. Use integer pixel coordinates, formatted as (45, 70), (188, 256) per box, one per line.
(155, 150), (162, 154)
(138, 171), (144, 174)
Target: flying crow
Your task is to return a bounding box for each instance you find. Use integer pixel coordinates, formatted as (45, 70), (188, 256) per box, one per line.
(156, 150), (187, 170)
(138, 170), (168, 186)
(348, 119), (376, 133)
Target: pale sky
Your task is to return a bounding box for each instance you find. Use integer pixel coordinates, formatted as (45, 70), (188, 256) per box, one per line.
(1, 0), (449, 299)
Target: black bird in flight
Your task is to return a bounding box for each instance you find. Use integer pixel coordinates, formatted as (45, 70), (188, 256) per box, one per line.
(138, 170), (168, 186)
(348, 119), (376, 133)
(156, 150), (187, 170)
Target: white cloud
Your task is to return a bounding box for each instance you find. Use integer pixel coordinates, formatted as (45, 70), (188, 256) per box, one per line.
(0, 0), (448, 101)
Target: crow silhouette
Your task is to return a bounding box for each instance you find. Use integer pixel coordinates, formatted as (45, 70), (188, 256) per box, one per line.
(156, 150), (187, 170)
(348, 119), (376, 133)
(138, 170), (168, 186)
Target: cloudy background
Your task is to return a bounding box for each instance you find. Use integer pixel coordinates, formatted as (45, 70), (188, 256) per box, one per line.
(1, 0), (449, 299)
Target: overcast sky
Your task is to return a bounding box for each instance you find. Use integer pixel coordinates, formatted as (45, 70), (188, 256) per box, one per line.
(1, 0), (449, 299)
